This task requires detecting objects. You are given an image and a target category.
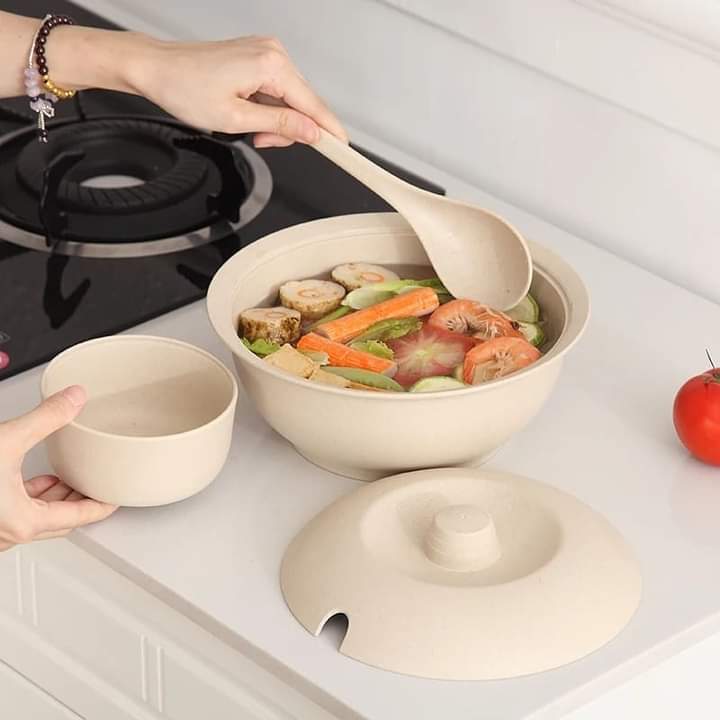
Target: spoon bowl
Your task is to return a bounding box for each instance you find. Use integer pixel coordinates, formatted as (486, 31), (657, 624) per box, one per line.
(313, 129), (532, 309)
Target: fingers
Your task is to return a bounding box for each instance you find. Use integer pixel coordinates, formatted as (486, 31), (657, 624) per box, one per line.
(253, 132), (293, 149)
(33, 528), (71, 541)
(4, 386), (86, 456)
(259, 66), (347, 143)
(23, 475), (60, 498)
(37, 498), (117, 533)
(32, 480), (75, 503)
(1, 493), (116, 548)
(247, 45), (347, 142)
(231, 98), (319, 143)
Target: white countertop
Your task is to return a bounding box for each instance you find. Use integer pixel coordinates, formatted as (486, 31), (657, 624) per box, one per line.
(3, 127), (720, 720)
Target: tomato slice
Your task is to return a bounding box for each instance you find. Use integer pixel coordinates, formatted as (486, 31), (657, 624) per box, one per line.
(428, 299), (522, 341)
(387, 326), (476, 388)
(463, 337), (541, 384)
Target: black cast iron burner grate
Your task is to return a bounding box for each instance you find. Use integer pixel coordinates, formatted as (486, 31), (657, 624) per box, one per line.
(0, 115), (272, 257)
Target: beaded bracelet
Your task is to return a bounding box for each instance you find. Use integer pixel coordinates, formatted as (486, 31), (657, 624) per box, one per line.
(24, 14), (76, 143)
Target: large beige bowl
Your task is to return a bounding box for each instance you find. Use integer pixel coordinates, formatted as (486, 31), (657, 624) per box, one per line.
(207, 213), (589, 481)
(41, 336), (238, 506)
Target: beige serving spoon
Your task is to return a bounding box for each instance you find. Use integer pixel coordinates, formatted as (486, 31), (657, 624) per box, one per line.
(312, 129), (532, 309)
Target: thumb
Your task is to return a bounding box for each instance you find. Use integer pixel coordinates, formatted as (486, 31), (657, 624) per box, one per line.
(6, 386), (86, 455)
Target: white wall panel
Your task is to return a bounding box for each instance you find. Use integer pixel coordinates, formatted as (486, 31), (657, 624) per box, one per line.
(73, 0), (720, 306)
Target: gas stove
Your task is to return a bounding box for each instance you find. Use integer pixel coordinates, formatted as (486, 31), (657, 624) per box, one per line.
(0, 0), (443, 381)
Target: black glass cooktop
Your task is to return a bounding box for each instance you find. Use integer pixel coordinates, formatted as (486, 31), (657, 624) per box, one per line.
(0, 0), (443, 381)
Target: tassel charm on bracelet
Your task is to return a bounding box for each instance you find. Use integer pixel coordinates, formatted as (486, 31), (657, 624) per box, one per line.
(23, 13), (75, 143)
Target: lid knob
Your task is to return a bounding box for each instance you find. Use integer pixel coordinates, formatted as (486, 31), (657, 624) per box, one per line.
(424, 504), (501, 571)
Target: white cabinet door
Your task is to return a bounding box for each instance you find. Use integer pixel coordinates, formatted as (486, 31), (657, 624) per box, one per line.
(0, 542), (340, 720)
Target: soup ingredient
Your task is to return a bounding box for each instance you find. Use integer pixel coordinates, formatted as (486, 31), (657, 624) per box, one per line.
(453, 364), (464, 382)
(242, 337), (280, 357)
(309, 367), (352, 388)
(331, 263), (399, 290)
(240, 307), (301, 345)
(518, 322), (545, 348)
(317, 287), (439, 344)
(299, 349), (330, 365)
(324, 367), (404, 392)
(463, 337), (540, 384)
(353, 317), (422, 343)
(298, 333), (397, 376)
(264, 344), (316, 378)
(388, 326), (476, 388)
(673, 362), (720, 466)
(507, 293), (540, 324)
(342, 287), (395, 310)
(367, 278), (448, 294)
(409, 376), (467, 393)
(306, 305), (352, 331)
(279, 279), (346, 321)
(428, 299), (522, 341)
(349, 340), (394, 360)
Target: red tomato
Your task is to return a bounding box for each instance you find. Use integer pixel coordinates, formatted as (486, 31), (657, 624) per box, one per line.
(387, 325), (475, 388)
(673, 370), (720, 465)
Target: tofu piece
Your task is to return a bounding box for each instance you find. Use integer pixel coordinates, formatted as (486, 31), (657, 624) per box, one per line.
(263, 344), (315, 379)
(309, 367), (352, 388)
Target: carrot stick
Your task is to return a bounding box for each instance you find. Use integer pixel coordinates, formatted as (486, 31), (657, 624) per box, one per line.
(316, 287), (439, 344)
(297, 333), (398, 376)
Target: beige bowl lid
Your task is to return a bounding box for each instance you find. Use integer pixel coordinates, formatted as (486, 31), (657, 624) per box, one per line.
(280, 468), (641, 680)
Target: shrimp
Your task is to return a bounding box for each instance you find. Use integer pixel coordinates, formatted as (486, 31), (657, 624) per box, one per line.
(428, 299), (523, 341)
(463, 337), (541, 384)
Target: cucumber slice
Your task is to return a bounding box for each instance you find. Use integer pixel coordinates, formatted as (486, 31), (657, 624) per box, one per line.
(518, 322), (545, 348)
(324, 367), (405, 392)
(342, 288), (395, 309)
(299, 349), (330, 365)
(353, 317), (422, 343)
(507, 294), (540, 323)
(409, 376), (467, 393)
(453, 364), (465, 382)
(348, 340), (394, 360)
(365, 278), (448, 294)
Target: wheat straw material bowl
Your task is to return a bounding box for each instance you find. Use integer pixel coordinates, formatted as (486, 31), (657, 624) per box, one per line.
(207, 213), (589, 481)
(41, 335), (238, 506)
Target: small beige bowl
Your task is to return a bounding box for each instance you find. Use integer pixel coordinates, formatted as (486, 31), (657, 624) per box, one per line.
(41, 335), (238, 507)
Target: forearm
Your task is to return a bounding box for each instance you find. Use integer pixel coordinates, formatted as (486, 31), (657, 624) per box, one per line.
(0, 11), (157, 99)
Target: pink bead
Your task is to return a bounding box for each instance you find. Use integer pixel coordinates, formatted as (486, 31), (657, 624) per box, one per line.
(27, 86), (41, 98)
(24, 67), (39, 79)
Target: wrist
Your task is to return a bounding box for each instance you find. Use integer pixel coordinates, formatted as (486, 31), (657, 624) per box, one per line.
(120, 33), (166, 99)
(46, 25), (162, 96)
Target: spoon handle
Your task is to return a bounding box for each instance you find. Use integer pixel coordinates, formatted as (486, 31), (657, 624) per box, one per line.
(312, 128), (418, 215)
